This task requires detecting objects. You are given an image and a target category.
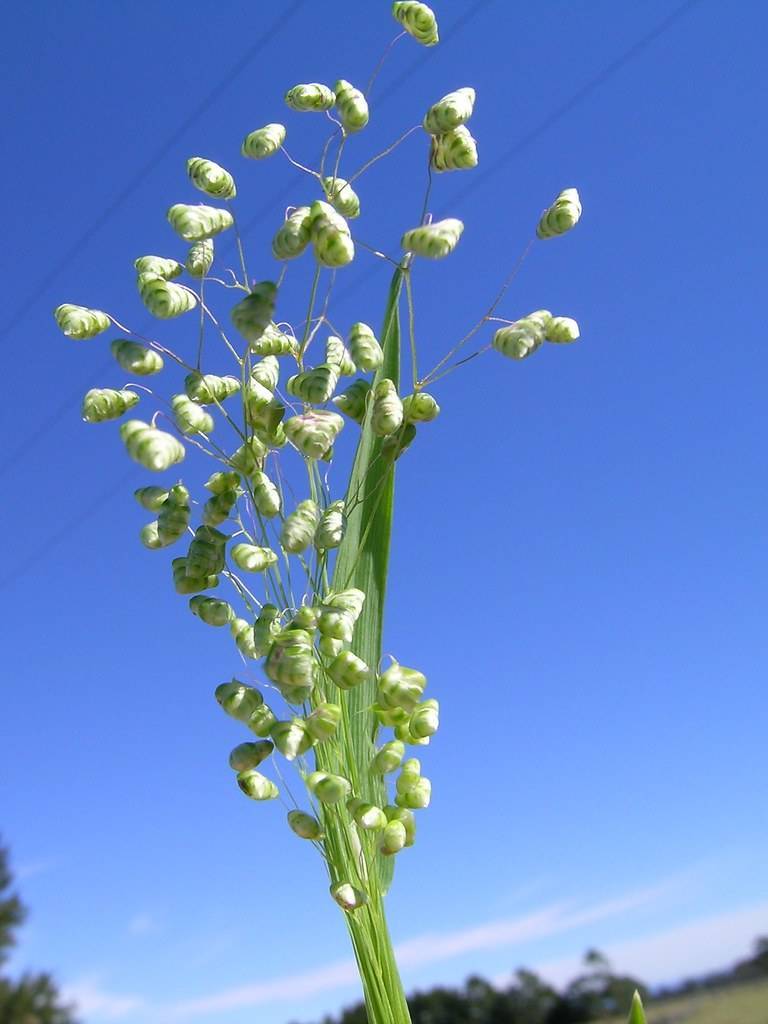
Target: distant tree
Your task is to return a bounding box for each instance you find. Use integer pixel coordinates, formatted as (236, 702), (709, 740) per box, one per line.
(0, 839), (78, 1024)
(551, 949), (649, 1022)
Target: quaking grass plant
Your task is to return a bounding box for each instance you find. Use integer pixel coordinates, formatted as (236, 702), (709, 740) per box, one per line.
(55, 4), (584, 1022)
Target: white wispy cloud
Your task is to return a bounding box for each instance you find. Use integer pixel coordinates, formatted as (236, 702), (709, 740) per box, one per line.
(61, 978), (145, 1021)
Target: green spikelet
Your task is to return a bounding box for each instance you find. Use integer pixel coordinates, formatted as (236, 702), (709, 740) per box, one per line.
(347, 799), (387, 830)
(271, 718), (313, 760)
(186, 238), (214, 278)
(134, 486), (169, 511)
(307, 771), (351, 805)
(111, 339), (163, 376)
(189, 594), (234, 626)
(230, 616), (258, 658)
(167, 203), (233, 241)
(237, 769), (278, 801)
(133, 255), (183, 279)
(328, 650), (370, 690)
(140, 522), (162, 550)
(157, 483), (190, 546)
(378, 662), (427, 712)
(138, 273), (197, 318)
(202, 487), (239, 527)
(120, 420), (185, 472)
(186, 525), (227, 578)
(82, 387), (139, 423)
(204, 471), (240, 495)
(306, 703), (342, 742)
(215, 679), (264, 721)
(250, 355), (280, 392)
(385, 805), (416, 846)
(315, 500), (346, 550)
(172, 557), (218, 595)
(284, 410), (344, 459)
(285, 83), (336, 112)
(409, 698), (439, 738)
(381, 421), (416, 461)
(402, 391), (439, 422)
(546, 316), (580, 344)
(331, 881), (368, 911)
(287, 810), (324, 839)
(333, 378), (371, 424)
(334, 79), (369, 132)
(348, 322), (384, 372)
(265, 628), (316, 695)
(492, 310), (552, 361)
(430, 126), (478, 172)
(253, 604), (280, 657)
(371, 378), (403, 436)
(423, 87), (475, 134)
(310, 200), (354, 268)
(251, 321), (298, 357)
(186, 156), (236, 199)
(54, 303), (110, 340)
(392, 1), (439, 45)
(401, 218), (463, 259)
(536, 188), (582, 239)
(230, 543), (277, 573)
(171, 394), (214, 435)
(280, 499), (320, 553)
(229, 740), (274, 772)
(272, 206), (312, 261)
(287, 363), (339, 404)
(251, 470), (281, 518)
(228, 436), (266, 476)
(378, 819), (407, 856)
(230, 282), (278, 345)
(241, 122), (286, 159)
(326, 336), (357, 376)
(322, 177), (361, 219)
(184, 372), (240, 405)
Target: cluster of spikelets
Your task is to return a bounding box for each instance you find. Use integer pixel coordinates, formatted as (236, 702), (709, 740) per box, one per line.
(53, 0), (585, 912)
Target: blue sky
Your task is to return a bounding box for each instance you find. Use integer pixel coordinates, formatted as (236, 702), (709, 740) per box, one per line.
(1, 1), (767, 1022)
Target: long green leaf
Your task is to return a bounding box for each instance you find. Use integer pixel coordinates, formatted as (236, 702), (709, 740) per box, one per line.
(627, 991), (647, 1024)
(332, 267), (403, 892)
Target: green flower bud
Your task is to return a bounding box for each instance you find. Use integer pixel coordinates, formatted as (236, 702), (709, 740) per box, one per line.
(202, 487), (239, 527)
(372, 703), (409, 727)
(186, 156), (236, 199)
(347, 799), (387, 830)
(231, 543), (277, 573)
(229, 740), (273, 772)
(319, 635), (344, 658)
(347, 323), (383, 373)
(322, 176), (361, 219)
(172, 393), (214, 435)
(423, 87), (475, 134)
(310, 200), (354, 268)
(308, 771), (351, 805)
(253, 604), (280, 656)
(230, 282), (278, 345)
(402, 392), (440, 423)
(382, 422), (416, 462)
(271, 718), (313, 760)
(54, 303), (111, 340)
(373, 740), (406, 774)
(167, 202), (233, 241)
(378, 662), (427, 712)
(334, 79), (369, 132)
(333, 378), (371, 424)
(409, 698), (439, 738)
(315, 500), (346, 551)
(326, 588), (365, 617)
(140, 521), (162, 549)
(394, 719), (430, 746)
(186, 524), (227, 577)
(430, 125), (478, 173)
(272, 206), (312, 261)
(228, 436), (267, 476)
(184, 372), (240, 405)
(172, 557), (218, 594)
(291, 605), (318, 631)
(287, 809), (323, 839)
(287, 363), (339, 404)
(330, 881), (367, 911)
(396, 758), (421, 791)
(251, 355), (280, 392)
(325, 336), (356, 377)
(237, 769), (278, 801)
(157, 483), (190, 545)
(317, 589), (364, 643)
(328, 650), (370, 690)
(395, 776), (431, 809)
(305, 702), (341, 742)
(280, 499), (319, 553)
(392, 1), (439, 45)
(537, 188), (582, 239)
(265, 627), (316, 693)
(216, 679), (263, 720)
(252, 321), (298, 357)
(250, 470), (281, 518)
(248, 703), (277, 738)
(378, 819), (407, 856)
(230, 616), (259, 657)
(82, 387), (139, 424)
(284, 410), (344, 460)
(189, 594), (234, 626)
(138, 273), (198, 318)
(242, 122), (286, 159)
(371, 378), (403, 436)
(492, 310), (551, 361)
(134, 485), (169, 511)
(384, 805), (416, 846)
(186, 238), (214, 278)
(401, 218), (463, 259)
(111, 339), (163, 376)
(546, 316), (580, 344)
(285, 83), (336, 112)
(134, 255), (183, 279)
(120, 419), (185, 472)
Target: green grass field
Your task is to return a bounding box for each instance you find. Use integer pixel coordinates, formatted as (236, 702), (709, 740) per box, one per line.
(598, 980), (768, 1024)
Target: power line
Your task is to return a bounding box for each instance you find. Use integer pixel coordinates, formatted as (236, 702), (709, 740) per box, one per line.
(0, 0), (306, 345)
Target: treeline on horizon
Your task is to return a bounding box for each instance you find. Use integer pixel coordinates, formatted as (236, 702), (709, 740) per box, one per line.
(298, 939), (768, 1024)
